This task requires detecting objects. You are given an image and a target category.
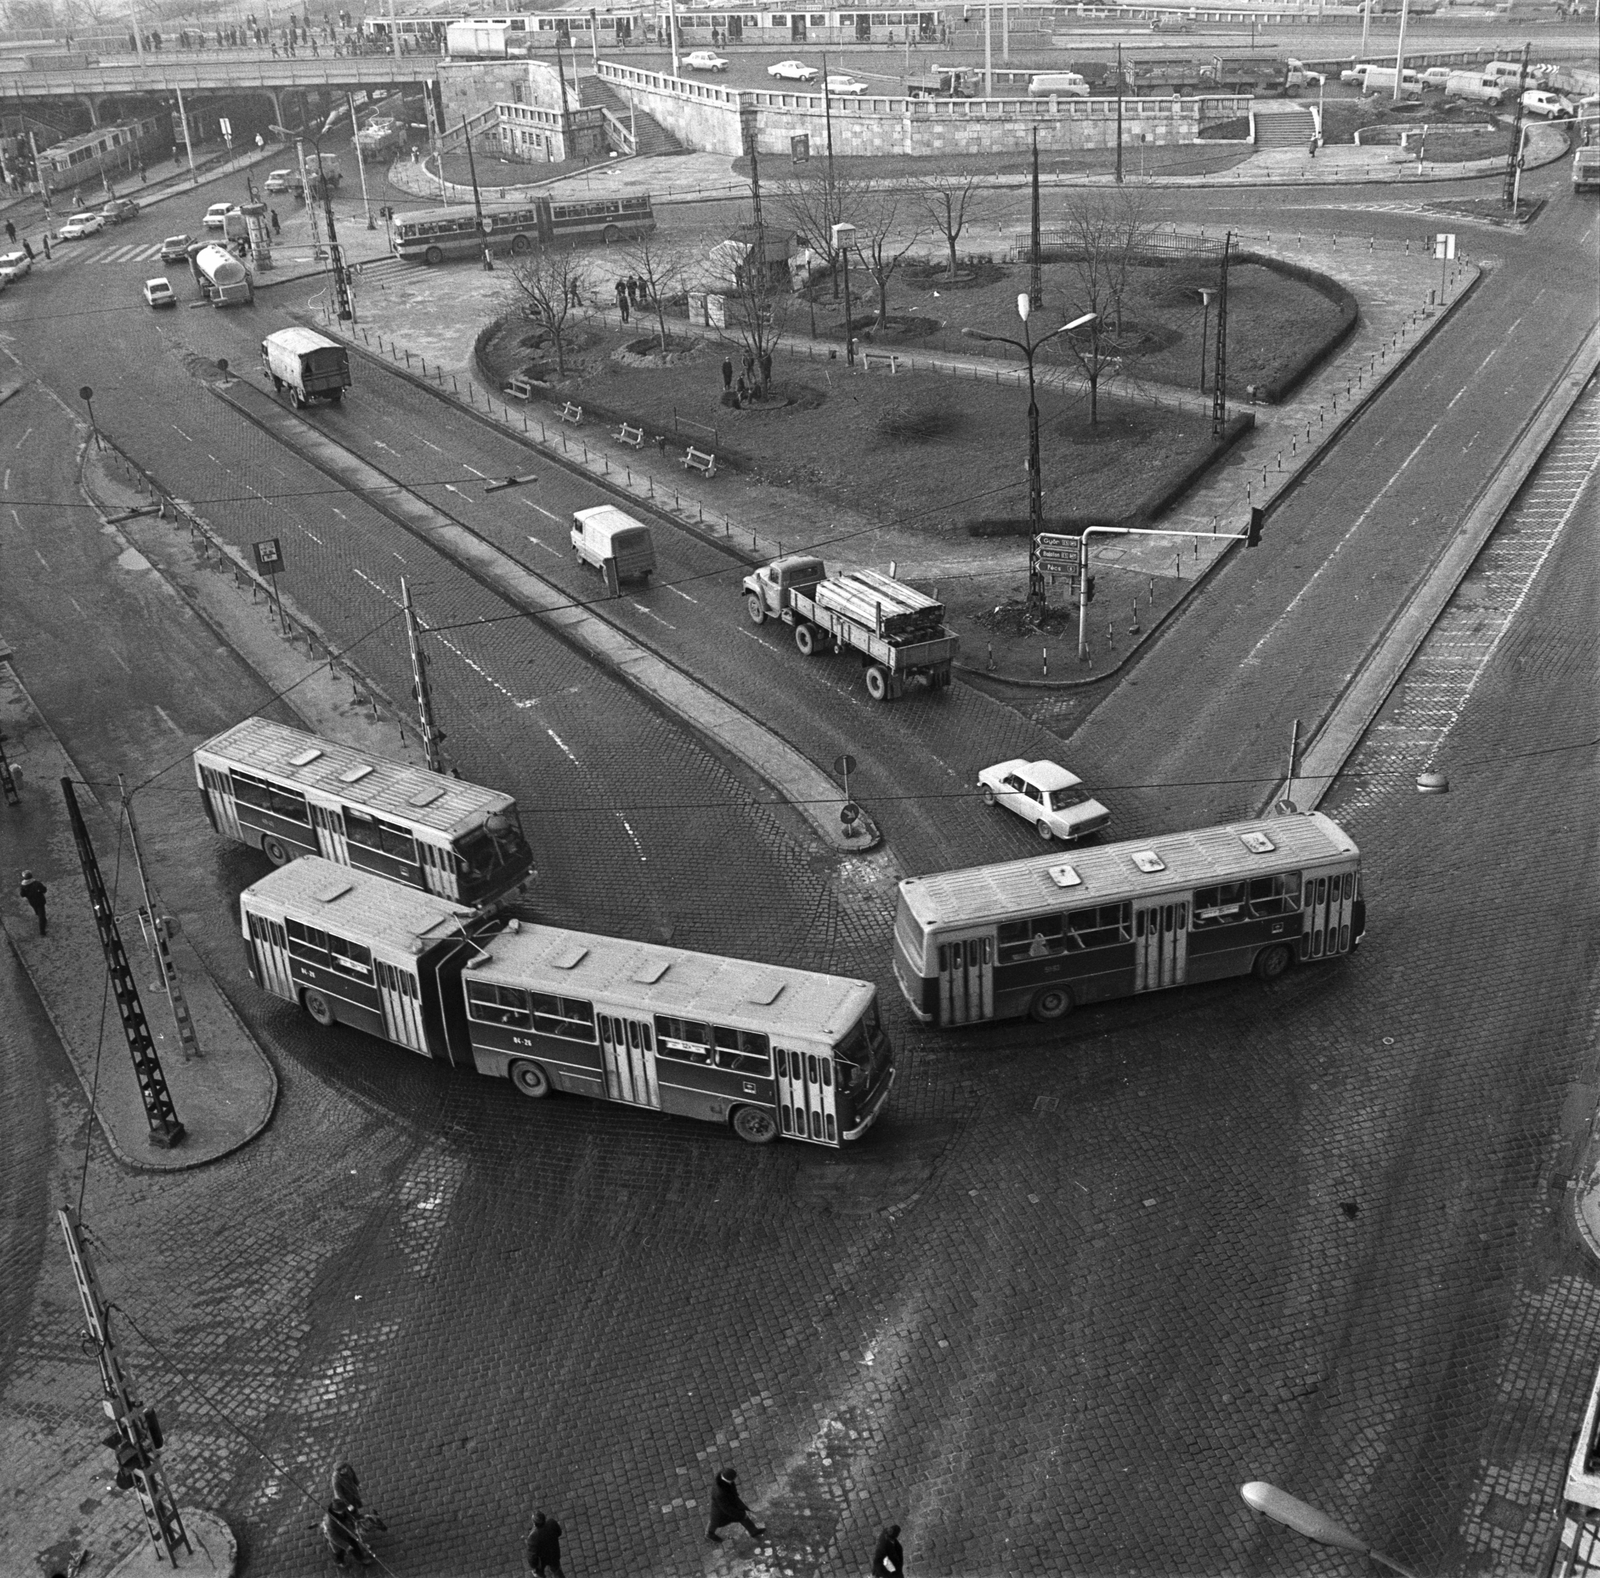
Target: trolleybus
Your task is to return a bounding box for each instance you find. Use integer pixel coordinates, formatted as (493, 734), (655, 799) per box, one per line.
(894, 812), (1363, 1027)
(195, 719), (533, 909)
(241, 858), (896, 1146)
(393, 194), (655, 264)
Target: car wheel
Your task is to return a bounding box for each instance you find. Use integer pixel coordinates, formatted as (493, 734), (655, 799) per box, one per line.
(746, 593), (766, 625)
(510, 1059), (551, 1098)
(731, 1105), (779, 1145)
(1036, 819), (1054, 841)
(302, 988), (336, 1027)
(1029, 985), (1073, 1022)
(982, 785), (996, 805)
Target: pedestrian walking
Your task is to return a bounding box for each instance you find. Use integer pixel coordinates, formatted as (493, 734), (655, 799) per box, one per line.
(4, 219), (14, 245)
(320, 1499), (373, 1568)
(330, 1461), (363, 1510)
(741, 348), (755, 382)
(614, 279), (629, 322)
(626, 274), (639, 305)
(721, 355), (734, 390)
(41, 234), (50, 260)
(19, 871), (48, 935)
(705, 1467), (765, 1544)
(1307, 136), (1317, 159)
(270, 207), (280, 234)
(23, 238), (34, 260)
(872, 1524), (904, 1577)
(526, 1510), (565, 1576)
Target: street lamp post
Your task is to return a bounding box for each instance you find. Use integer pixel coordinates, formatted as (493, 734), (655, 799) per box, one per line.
(963, 302), (1097, 621)
(1240, 1482), (1422, 1578)
(1196, 287), (1214, 392)
(832, 220), (856, 367)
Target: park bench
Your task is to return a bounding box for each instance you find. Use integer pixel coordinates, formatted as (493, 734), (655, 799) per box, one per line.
(861, 350), (901, 375)
(615, 421), (646, 449)
(682, 446), (718, 479)
(504, 374), (535, 401)
(558, 401), (584, 426)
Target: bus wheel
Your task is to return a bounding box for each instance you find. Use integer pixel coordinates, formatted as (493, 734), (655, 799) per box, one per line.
(731, 1105), (779, 1145)
(424, 245), (443, 266)
(794, 622), (818, 656)
(510, 1059), (551, 1098)
(864, 664), (890, 701)
(746, 593), (766, 625)
(261, 836), (292, 866)
(603, 224), (621, 244)
(1254, 943), (1292, 982)
(302, 988), (337, 1028)
(510, 233), (532, 254)
(1030, 985), (1073, 1022)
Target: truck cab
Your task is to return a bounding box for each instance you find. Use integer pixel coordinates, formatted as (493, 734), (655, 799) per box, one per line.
(744, 555), (826, 622)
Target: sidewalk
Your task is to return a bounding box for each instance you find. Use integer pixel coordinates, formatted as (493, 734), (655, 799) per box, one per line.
(0, 651), (277, 1172)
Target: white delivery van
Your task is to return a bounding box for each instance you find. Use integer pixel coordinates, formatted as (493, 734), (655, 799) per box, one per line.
(1028, 71), (1090, 97)
(1359, 65), (1421, 95)
(571, 505), (656, 585)
(1443, 71), (1504, 104)
(1485, 60), (1532, 89)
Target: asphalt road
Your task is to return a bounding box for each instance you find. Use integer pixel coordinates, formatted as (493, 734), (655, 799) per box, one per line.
(2, 147), (1597, 1577)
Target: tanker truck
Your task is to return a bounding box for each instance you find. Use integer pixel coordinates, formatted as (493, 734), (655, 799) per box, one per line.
(188, 242), (253, 306)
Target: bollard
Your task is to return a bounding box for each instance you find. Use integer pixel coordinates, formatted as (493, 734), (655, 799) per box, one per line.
(452, 375), (459, 392)
(1106, 621), (1114, 647)
(1175, 553), (1181, 579)
(1130, 599), (1140, 634)
(1042, 646), (1048, 678)
(468, 384), (474, 403)
(421, 358), (427, 376)
(404, 349), (411, 366)
(1148, 577), (1155, 601)
(987, 642), (994, 672)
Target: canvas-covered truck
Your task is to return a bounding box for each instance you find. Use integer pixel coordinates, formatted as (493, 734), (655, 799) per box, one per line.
(262, 328), (352, 408)
(743, 555), (959, 701)
(1574, 144), (1600, 193)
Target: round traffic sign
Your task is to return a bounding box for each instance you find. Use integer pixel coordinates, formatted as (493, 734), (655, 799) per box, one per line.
(834, 754), (857, 776)
(840, 802), (860, 826)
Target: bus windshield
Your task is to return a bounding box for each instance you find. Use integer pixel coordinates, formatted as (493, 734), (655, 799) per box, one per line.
(834, 998), (890, 1095)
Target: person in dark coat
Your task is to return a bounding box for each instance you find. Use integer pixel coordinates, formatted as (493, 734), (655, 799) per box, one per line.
(872, 1524), (904, 1576)
(320, 1500), (373, 1567)
(721, 355), (734, 390)
(330, 1461), (362, 1510)
(526, 1510), (565, 1576)
(614, 279), (629, 321)
(705, 1467), (764, 1543)
(4, 219), (14, 244)
(19, 871), (48, 935)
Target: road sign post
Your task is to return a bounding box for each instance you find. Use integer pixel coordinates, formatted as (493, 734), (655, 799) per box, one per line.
(252, 537), (287, 634)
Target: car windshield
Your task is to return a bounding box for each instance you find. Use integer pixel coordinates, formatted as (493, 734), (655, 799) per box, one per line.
(1047, 785), (1089, 811)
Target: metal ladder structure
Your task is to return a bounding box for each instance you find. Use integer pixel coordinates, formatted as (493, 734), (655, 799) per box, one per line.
(121, 776), (202, 1063)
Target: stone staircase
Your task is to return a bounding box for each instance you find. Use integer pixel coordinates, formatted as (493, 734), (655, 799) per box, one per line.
(1254, 102), (1318, 147)
(578, 73), (685, 157)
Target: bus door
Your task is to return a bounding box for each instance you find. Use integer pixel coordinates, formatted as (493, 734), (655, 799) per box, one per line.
(776, 1045), (837, 1145)
(937, 930), (993, 1025)
(1133, 899), (1188, 991)
(246, 910), (295, 1002)
(199, 765), (244, 841)
(791, 13), (806, 39)
(1300, 868), (1354, 960)
(311, 804), (350, 866)
(599, 1014), (661, 1109)
(375, 959), (428, 1054)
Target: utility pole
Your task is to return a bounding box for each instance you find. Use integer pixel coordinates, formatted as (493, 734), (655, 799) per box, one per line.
(173, 85), (197, 183)
(291, 135), (323, 258)
(462, 117), (491, 270)
(1390, 0), (1410, 102)
(1029, 126), (1041, 309)
(316, 147), (354, 321)
(119, 775), (201, 1063)
(402, 578), (445, 772)
(1115, 43), (1124, 184)
(1211, 232), (1231, 437)
(61, 779), (185, 1148)
(1501, 41), (1530, 209)
(984, 0), (992, 97)
(30, 129), (54, 236)
(348, 92), (374, 229)
(60, 1207), (192, 1564)
(823, 50), (839, 299)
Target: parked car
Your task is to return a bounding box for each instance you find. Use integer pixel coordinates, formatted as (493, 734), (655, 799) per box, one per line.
(1419, 66), (1454, 89)
(100, 196), (140, 223)
(58, 211), (105, 238)
(0, 250), (31, 282)
(160, 233), (195, 263)
(682, 49), (728, 71)
(1151, 14), (1193, 31)
(263, 168), (295, 193)
(767, 58), (818, 81)
(1339, 66), (1367, 84)
(1522, 88), (1574, 118)
(822, 74), (870, 94)
(977, 759), (1111, 843)
(143, 276), (177, 308)
(203, 201), (238, 230)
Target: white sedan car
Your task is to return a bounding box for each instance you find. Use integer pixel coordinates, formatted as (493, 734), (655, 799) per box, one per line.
(978, 759), (1111, 843)
(203, 201), (238, 230)
(822, 74), (870, 94)
(768, 58), (818, 81)
(58, 211), (105, 239)
(263, 168), (295, 193)
(682, 49), (728, 71)
(143, 276), (177, 308)
(0, 249), (31, 282)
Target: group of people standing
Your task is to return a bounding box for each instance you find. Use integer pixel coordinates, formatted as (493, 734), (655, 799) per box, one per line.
(316, 1458), (906, 1575)
(612, 274), (652, 322)
(721, 347), (774, 406)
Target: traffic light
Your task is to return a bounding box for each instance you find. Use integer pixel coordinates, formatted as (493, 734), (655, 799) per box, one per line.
(1246, 507), (1265, 548)
(102, 1429), (145, 1489)
(1084, 575), (1096, 604)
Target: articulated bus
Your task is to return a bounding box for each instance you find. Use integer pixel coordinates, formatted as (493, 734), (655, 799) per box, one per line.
(894, 812), (1363, 1027)
(393, 194), (656, 264)
(241, 858), (896, 1147)
(195, 719), (533, 909)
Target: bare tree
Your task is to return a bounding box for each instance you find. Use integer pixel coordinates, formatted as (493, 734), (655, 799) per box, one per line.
(714, 214), (791, 399)
(502, 247), (593, 379)
(615, 230), (700, 362)
(4, 0), (54, 27)
(912, 171), (989, 282)
(774, 161), (871, 301)
(848, 188), (925, 328)
(1056, 188), (1158, 423)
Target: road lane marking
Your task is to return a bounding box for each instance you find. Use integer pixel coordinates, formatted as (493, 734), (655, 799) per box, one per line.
(34, 549), (48, 568)
(69, 596), (87, 617)
(444, 484), (470, 502)
(108, 647), (131, 672)
(173, 425), (193, 442)
(1, 468), (8, 491)
(522, 499), (561, 522)
(419, 438), (443, 452)
(665, 584), (698, 604)
(526, 535), (563, 557)
(461, 463), (486, 478)
(1241, 419), (1441, 669)
(546, 728), (579, 764)
(332, 508), (347, 519)
(630, 602), (675, 629)
(618, 815), (647, 862)
(1447, 348), (1499, 408)
(154, 705), (182, 735)
(14, 428), (32, 450)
